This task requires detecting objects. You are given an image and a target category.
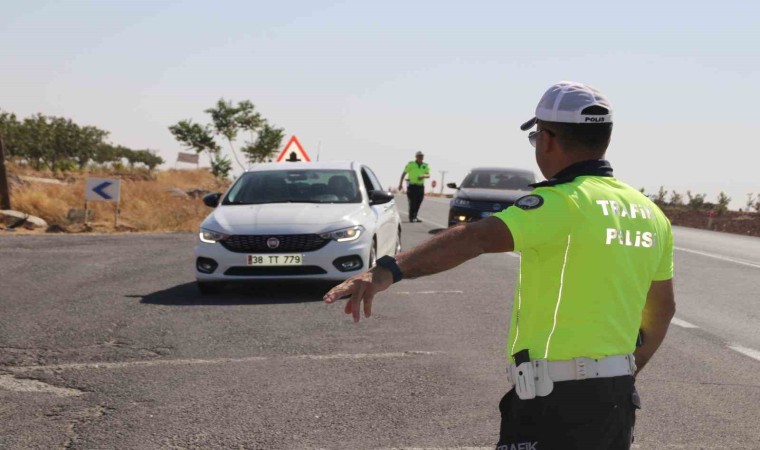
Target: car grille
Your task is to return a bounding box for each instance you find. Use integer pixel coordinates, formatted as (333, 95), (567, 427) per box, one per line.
(221, 234), (330, 253)
(224, 266), (328, 276)
(461, 201), (513, 212)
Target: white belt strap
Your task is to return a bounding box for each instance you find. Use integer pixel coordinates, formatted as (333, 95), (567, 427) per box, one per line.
(546, 354), (636, 382)
(507, 354), (636, 385)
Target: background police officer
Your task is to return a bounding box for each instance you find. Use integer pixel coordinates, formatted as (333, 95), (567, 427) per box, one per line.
(325, 81), (676, 449)
(398, 151), (430, 223)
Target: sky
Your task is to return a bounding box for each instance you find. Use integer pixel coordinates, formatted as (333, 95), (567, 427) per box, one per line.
(1, 0), (758, 209)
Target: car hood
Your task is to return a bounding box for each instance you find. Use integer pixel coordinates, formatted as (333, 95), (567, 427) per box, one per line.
(456, 188), (529, 202)
(202, 203), (370, 235)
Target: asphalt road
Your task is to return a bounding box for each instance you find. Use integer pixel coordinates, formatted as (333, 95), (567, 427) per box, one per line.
(1, 196), (759, 449)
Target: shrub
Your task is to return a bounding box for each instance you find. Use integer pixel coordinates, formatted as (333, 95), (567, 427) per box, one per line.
(686, 191), (706, 210)
(669, 190), (683, 206)
(715, 192), (731, 216)
(746, 193), (756, 212)
(654, 186), (667, 206)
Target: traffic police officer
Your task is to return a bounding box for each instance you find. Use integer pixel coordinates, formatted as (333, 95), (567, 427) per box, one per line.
(325, 81), (676, 450)
(398, 151), (430, 222)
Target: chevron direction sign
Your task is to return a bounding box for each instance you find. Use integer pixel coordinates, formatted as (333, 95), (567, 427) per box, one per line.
(86, 178), (121, 202)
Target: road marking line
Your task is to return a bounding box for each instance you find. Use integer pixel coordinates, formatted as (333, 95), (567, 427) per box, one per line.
(671, 317), (699, 329)
(395, 290), (464, 295)
(727, 344), (760, 362)
(421, 197), (452, 205)
(0, 351), (438, 374)
(0, 374), (83, 397)
(399, 211), (449, 229)
(675, 246), (760, 269)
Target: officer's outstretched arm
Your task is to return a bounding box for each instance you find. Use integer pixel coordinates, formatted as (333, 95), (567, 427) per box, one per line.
(324, 218), (514, 322)
(634, 279), (676, 376)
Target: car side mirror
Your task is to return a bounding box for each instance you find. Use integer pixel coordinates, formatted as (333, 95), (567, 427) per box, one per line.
(203, 193), (222, 208)
(446, 182), (458, 189)
(369, 190), (394, 205)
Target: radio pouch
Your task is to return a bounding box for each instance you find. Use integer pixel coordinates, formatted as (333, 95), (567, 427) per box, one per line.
(511, 349), (536, 400)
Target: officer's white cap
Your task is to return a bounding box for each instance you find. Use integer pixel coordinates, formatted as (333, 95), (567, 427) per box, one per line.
(520, 81), (613, 131)
(415, 151), (424, 156)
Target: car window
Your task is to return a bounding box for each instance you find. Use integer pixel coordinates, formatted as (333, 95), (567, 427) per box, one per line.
(222, 169), (362, 205)
(461, 170), (534, 191)
(363, 167), (384, 192)
(360, 169), (377, 193)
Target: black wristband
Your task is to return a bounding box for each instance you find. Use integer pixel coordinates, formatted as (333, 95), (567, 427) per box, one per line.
(375, 255), (403, 283)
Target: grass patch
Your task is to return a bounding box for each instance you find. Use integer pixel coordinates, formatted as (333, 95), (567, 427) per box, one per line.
(6, 163), (229, 232)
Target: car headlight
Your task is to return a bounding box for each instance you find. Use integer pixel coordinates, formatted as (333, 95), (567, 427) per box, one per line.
(320, 225), (364, 242)
(452, 198), (472, 208)
(199, 228), (229, 244)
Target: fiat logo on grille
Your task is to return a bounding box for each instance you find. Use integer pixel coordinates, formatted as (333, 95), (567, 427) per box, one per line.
(266, 237), (280, 249)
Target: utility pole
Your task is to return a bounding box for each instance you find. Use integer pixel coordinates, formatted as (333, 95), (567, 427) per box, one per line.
(439, 170), (447, 195)
(0, 130), (11, 210)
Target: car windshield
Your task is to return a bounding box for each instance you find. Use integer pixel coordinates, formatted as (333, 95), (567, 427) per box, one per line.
(461, 170), (535, 190)
(222, 169), (362, 205)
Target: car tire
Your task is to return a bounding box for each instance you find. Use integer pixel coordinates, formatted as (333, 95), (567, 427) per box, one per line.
(197, 281), (223, 295)
(394, 229), (402, 256)
(369, 240), (377, 269)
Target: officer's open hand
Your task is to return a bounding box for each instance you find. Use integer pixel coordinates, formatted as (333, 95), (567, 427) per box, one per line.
(323, 267), (394, 323)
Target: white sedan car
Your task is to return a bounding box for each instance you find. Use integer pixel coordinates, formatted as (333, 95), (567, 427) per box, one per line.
(194, 161), (402, 293)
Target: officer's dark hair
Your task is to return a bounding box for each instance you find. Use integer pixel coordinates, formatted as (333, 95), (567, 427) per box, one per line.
(539, 106), (613, 155)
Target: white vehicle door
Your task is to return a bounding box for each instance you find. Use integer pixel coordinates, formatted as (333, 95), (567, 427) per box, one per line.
(361, 167), (396, 256)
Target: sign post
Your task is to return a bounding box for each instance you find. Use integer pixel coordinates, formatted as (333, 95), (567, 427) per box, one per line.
(0, 131), (11, 210)
(85, 178), (122, 227)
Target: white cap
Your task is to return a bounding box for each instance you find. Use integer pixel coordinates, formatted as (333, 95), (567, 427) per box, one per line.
(415, 151), (424, 157)
(520, 81), (613, 131)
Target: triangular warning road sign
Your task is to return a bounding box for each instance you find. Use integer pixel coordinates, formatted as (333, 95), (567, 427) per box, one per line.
(275, 135), (311, 163)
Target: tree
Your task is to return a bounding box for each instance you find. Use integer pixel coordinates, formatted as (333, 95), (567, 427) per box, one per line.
(240, 124), (285, 163)
(715, 192), (731, 216)
(169, 98), (285, 175)
(210, 154), (232, 179)
(168, 120), (219, 155)
(686, 191), (706, 210)
(205, 99), (259, 171)
(746, 193), (756, 212)
(654, 186), (667, 206)
(669, 190), (683, 206)
(0, 111), (20, 157)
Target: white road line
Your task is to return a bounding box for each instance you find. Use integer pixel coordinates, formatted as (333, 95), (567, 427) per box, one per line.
(675, 246), (760, 269)
(395, 290), (464, 295)
(421, 196), (453, 204)
(671, 317), (699, 329)
(399, 211), (449, 229)
(0, 351), (438, 374)
(727, 344), (760, 362)
(0, 374), (83, 397)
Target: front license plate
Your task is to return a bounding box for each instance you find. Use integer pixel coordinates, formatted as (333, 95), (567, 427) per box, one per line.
(247, 254), (304, 266)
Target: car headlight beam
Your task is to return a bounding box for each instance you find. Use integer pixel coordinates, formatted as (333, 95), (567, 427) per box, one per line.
(320, 225), (364, 242)
(199, 228), (229, 244)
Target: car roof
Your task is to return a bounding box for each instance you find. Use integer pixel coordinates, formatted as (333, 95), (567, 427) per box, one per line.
(246, 161), (359, 172)
(468, 167), (534, 174)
